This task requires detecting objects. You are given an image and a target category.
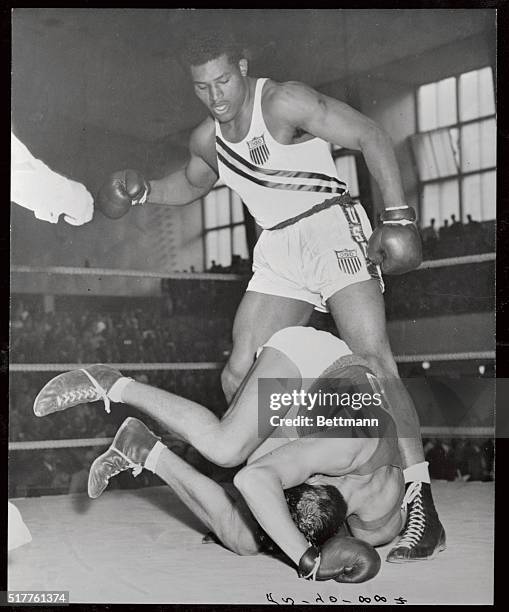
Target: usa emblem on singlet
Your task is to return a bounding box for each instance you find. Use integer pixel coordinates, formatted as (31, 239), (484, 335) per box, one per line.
(335, 248), (362, 274)
(247, 134), (270, 165)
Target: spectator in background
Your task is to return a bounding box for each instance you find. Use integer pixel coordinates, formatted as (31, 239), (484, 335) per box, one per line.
(425, 438), (456, 481)
(449, 214), (464, 256)
(421, 218), (438, 259)
(436, 219), (450, 257)
(454, 439), (486, 482)
(465, 214), (490, 254)
(439, 218), (449, 240)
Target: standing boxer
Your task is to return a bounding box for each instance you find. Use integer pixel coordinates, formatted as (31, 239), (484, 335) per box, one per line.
(95, 31), (441, 562)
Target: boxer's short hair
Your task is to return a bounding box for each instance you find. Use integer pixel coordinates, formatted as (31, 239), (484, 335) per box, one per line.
(179, 30), (243, 69)
(285, 483), (348, 547)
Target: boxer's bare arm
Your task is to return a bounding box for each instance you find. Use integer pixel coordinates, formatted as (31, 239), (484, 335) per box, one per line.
(148, 118), (218, 206)
(234, 437), (368, 564)
(267, 81), (406, 208)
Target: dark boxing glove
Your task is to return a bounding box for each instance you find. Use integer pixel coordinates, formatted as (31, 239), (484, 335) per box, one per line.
(96, 169), (150, 219)
(298, 535), (381, 583)
(367, 206), (422, 275)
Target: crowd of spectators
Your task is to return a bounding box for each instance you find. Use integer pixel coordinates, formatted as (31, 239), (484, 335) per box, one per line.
(207, 254), (252, 275)
(383, 259), (494, 319)
(10, 301), (234, 364)
(418, 215), (494, 260)
(423, 437), (494, 482)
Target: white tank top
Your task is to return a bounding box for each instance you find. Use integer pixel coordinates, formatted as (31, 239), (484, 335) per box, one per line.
(215, 78), (348, 229)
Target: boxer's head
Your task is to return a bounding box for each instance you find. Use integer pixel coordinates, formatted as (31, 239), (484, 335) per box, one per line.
(180, 31), (248, 123)
(285, 483), (348, 546)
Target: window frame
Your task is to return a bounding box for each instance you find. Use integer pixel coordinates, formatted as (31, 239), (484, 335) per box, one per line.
(415, 67), (496, 223)
(201, 183), (247, 270)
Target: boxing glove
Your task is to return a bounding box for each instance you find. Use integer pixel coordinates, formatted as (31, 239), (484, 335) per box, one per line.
(298, 535), (381, 583)
(367, 206), (422, 275)
(96, 169), (150, 219)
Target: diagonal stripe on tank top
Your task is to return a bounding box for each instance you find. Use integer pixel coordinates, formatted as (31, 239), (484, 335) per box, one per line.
(216, 136), (347, 189)
(217, 150), (346, 194)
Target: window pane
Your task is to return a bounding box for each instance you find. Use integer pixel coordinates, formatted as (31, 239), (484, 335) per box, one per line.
(418, 82), (438, 131)
(418, 77), (456, 131)
(334, 155), (359, 197)
(460, 67), (495, 122)
(232, 225), (249, 259)
(411, 129), (458, 180)
(436, 77), (457, 127)
(205, 230), (219, 268)
(422, 179), (459, 227)
(215, 187), (231, 227)
(203, 190), (219, 229)
(231, 191), (244, 223)
(217, 228), (232, 267)
(462, 171), (496, 222)
(461, 118), (496, 172)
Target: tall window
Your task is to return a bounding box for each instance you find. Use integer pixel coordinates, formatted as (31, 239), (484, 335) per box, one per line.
(411, 67), (496, 226)
(202, 182), (248, 269)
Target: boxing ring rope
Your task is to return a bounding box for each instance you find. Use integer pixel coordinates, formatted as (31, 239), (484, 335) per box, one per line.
(8, 350), (495, 373)
(9, 362), (225, 372)
(10, 438), (114, 450)
(10, 251), (495, 282)
(11, 265), (245, 281)
(8, 426), (495, 452)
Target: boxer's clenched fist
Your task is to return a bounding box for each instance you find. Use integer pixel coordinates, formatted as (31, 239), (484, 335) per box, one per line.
(367, 206), (422, 275)
(298, 535), (381, 583)
(96, 169), (150, 219)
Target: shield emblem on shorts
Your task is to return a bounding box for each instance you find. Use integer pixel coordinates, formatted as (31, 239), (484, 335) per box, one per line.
(247, 134), (270, 165)
(335, 249), (362, 274)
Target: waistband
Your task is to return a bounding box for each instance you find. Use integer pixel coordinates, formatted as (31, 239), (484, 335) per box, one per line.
(267, 192), (353, 231)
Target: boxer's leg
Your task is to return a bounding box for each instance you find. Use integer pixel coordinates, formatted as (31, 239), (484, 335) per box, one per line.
(117, 345), (301, 467)
(33, 346), (302, 467)
(326, 279), (424, 468)
(154, 445), (260, 555)
(221, 290), (313, 403)
(327, 279), (445, 562)
(89, 418), (260, 555)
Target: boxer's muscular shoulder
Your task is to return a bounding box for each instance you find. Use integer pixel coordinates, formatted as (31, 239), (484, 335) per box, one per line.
(263, 80), (322, 141)
(189, 117), (218, 172)
(264, 80), (322, 122)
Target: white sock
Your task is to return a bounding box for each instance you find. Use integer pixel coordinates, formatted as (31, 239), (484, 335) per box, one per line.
(144, 440), (165, 473)
(108, 377), (134, 403)
(403, 461), (431, 484)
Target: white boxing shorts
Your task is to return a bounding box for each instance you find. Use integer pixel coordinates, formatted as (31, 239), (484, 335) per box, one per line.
(260, 326), (351, 380)
(257, 326), (352, 441)
(247, 198), (383, 312)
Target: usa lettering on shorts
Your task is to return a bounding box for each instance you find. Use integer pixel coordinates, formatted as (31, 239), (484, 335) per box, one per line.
(335, 249), (362, 274)
(340, 201), (380, 281)
(247, 134), (270, 165)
